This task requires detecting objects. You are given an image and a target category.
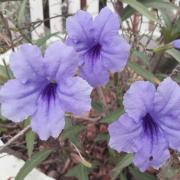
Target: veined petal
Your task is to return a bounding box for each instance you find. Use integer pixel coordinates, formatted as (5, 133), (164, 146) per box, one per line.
(0, 80), (40, 122)
(133, 133), (169, 172)
(94, 7), (120, 43)
(101, 36), (130, 72)
(108, 113), (142, 153)
(58, 77), (92, 115)
(159, 116), (180, 151)
(10, 44), (45, 83)
(44, 41), (80, 80)
(66, 10), (93, 48)
(123, 81), (156, 122)
(154, 77), (180, 117)
(80, 55), (109, 87)
(31, 96), (65, 140)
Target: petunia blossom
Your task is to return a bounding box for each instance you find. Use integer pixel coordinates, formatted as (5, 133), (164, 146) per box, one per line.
(108, 77), (180, 171)
(66, 7), (130, 87)
(171, 39), (180, 49)
(0, 42), (92, 140)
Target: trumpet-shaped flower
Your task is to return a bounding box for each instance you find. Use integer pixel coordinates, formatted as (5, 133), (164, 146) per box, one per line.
(108, 78), (180, 171)
(66, 7), (130, 87)
(171, 39), (180, 49)
(0, 42), (92, 140)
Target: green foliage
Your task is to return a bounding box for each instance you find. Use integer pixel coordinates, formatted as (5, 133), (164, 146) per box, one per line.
(25, 130), (36, 158)
(111, 153), (133, 180)
(15, 149), (52, 180)
(65, 164), (89, 180)
(129, 166), (157, 180)
(121, 0), (158, 22)
(166, 49), (180, 63)
(101, 108), (124, 124)
(95, 133), (109, 142)
(121, 0), (178, 21)
(92, 100), (104, 113)
(63, 118), (85, 147)
(132, 50), (151, 71)
(128, 62), (160, 84)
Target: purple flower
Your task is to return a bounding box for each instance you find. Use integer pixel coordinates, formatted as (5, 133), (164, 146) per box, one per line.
(171, 39), (180, 49)
(108, 78), (180, 171)
(66, 7), (130, 87)
(0, 42), (92, 140)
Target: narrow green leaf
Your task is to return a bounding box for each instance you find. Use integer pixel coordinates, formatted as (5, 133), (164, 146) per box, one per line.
(15, 149), (52, 180)
(121, 0), (158, 22)
(63, 125), (84, 140)
(129, 166), (157, 180)
(166, 48), (180, 63)
(63, 118), (84, 147)
(65, 164), (89, 180)
(95, 133), (109, 142)
(26, 130), (36, 158)
(101, 108), (124, 124)
(132, 50), (151, 71)
(18, 0), (28, 26)
(111, 154), (133, 180)
(121, 0), (178, 21)
(128, 62), (160, 84)
(34, 32), (59, 47)
(92, 100), (104, 113)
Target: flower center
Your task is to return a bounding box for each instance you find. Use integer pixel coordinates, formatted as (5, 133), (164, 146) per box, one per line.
(142, 113), (159, 139)
(42, 81), (57, 104)
(88, 43), (101, 60)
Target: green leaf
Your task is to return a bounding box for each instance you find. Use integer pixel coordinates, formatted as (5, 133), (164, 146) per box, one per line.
(26, 130), (36, 158)
(92, 100), (104, 113)
(17, 0), (28, 26)
(95, 133), (109, 142)
(128, 62), (160, 84)
(65, 164), (89, 180)
(129, 166), (157, 180)
(101, 108), (124, 124)
(63, 118), (84, 147)
(111, 154), (133, 180)
(132, 50), (151, 71)
(15, 149), (52, 180)
(121, 0), (178, 21)
(34, 32), (59, 47)
(166, 48), (180, 63)
(121, 0), (158, 22)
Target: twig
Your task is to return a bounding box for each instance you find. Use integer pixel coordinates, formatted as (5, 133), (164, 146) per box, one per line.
(0, 11), (14, 51)
(0, 125), (30, 153)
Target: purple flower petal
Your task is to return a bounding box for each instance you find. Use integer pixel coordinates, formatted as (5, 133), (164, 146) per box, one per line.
(31, 97), (65, 140)
(154, 77), (180, 117)
(66, 10), (93, 52)
(101, 36), (130, 72)
(133, 133), (169, 171)
(159, 116), (180, 151)
(0, 42), (92, 140)
(108, 77), (180, 171)
(66, 7), (130, 87)
(0, 80), (40, 122)
(123, 81), (156, 122)
(80, 55), (109, 87)
(94, 7), (120, 43)
(154, 78), (180, 150)
(44, 41), (80, 81)
(10, 44), (45, 83)
(171, 39), (180, 49)
(108, 113), (142, 153)
(58, 77), (92, 115)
